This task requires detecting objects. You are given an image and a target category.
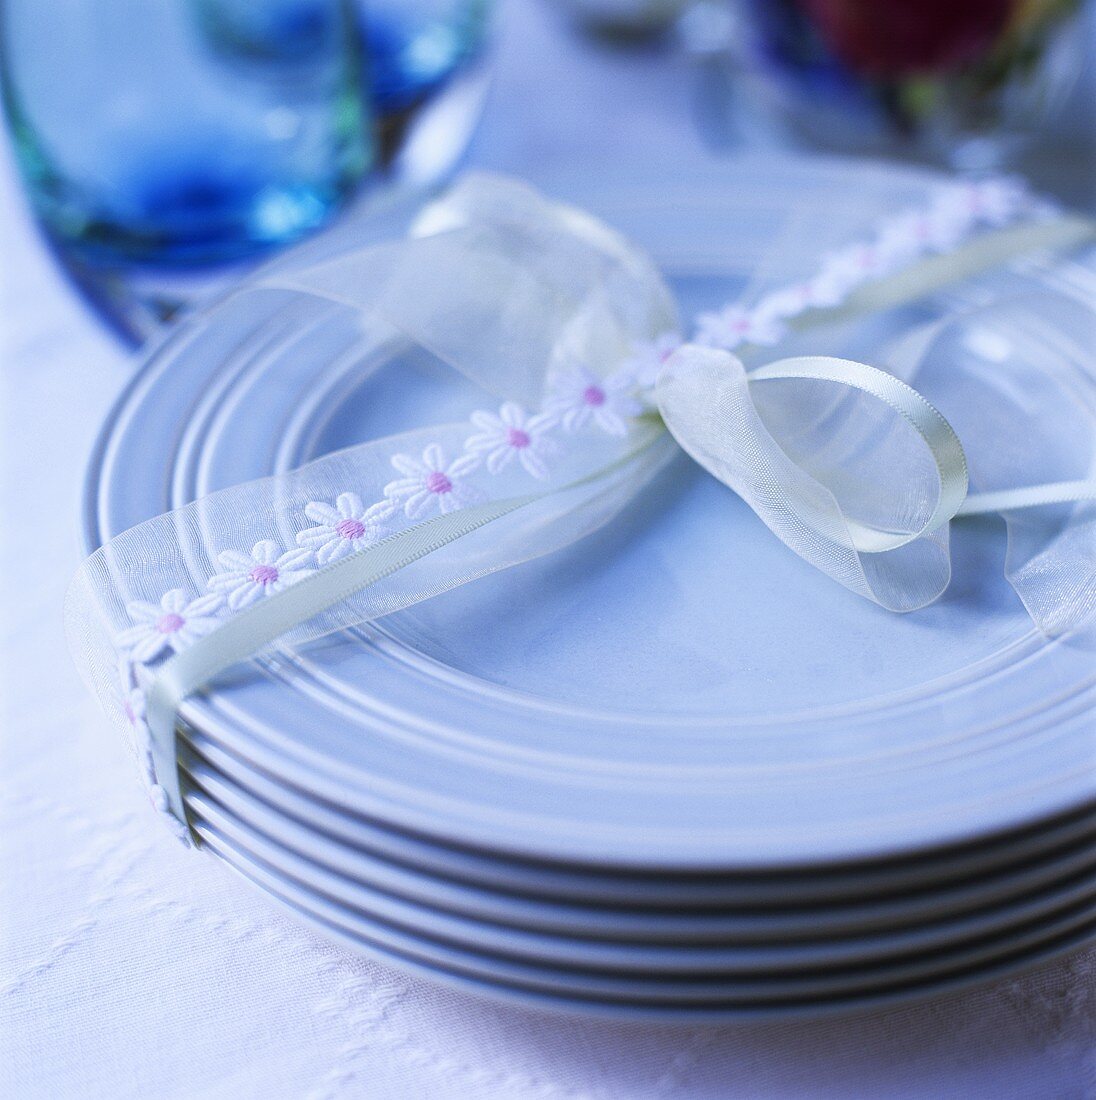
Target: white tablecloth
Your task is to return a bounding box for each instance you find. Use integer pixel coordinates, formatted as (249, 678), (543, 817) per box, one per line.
(3, 2), (1094, 1096)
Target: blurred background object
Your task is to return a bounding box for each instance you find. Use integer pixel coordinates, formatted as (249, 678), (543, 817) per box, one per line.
(690, 0), (1087, 171)
(550, 0), (689, 39)
(366, 0), (490, 170)
(2, 0), (370, 267)
(0, 0), (492, 339)
(1, 0), (1088, 345)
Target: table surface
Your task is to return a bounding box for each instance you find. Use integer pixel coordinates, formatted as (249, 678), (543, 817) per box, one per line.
(3, 2), (1094, 1097)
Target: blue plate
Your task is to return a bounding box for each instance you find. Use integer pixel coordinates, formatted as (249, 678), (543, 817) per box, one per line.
(86, 158), (1096, 871)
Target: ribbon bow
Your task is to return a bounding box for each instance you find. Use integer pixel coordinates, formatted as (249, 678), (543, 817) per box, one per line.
(67, 174), (1096, 835)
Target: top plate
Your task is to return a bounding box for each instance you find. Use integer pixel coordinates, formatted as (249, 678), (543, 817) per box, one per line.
(86, 157), (1096, 870)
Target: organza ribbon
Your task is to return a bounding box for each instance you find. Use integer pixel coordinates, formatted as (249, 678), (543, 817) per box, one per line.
(66, 173), (1096, 836)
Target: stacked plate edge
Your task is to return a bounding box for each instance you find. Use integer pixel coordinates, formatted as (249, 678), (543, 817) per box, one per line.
(84, 157), (1096, 1017)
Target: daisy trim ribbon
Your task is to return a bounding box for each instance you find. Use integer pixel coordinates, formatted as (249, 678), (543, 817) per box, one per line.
(78, 175), (1096, 840)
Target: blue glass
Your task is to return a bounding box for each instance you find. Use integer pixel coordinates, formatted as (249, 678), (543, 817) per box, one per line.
(1, 0), (372, 266)
(361, 0), (489, 115)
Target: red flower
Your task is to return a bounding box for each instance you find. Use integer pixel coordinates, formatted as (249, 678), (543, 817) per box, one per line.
(796, 0), (1015, 75)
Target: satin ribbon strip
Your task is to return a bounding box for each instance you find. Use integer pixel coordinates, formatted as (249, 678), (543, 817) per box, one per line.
(745, 356), (969, 554)
(959, 480), (1096, 516)
(751, 366), (1096, 523)
(144, 440), (665, 827)
(146, 495), (539, 826)
(786, 214), (1096, 338)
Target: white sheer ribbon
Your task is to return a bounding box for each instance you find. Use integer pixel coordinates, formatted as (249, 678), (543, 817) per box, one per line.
(64, 174), (1096, 835)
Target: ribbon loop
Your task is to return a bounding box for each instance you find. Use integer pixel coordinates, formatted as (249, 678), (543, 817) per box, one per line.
(657, 347), (970, 612)
(747, 356), (969, 553)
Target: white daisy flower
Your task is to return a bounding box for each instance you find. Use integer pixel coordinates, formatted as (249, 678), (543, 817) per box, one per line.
(464, 402), (556, 479)
(545, 365), (642, 436)
(383, 444), (483, 518)
(872, 214), (933, 269)
(758, 279), (841, 318)
(207, 540), (315, 610)
(297, 492), (391, 564)
(121, 682), (146, 731)
(148, 784), (191, 844)
(694, 305), (786, 350)
(116, 655), (149, 734)
(621, 330), (683, 389)
(116, 589), (224, 663)
(878, 208), (969, 261)
(934, 178), (1028, 229)
(116, 660), (153, 771)
(122, 688), (156, 786)
(815, 241), (901, 301)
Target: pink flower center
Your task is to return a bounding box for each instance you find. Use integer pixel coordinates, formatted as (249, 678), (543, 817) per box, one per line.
(249, 564), (279, 587)
(336, 518), (366, 541)
(506, 427), (531, 449)
(156, 613), (185, 634)
(730, 317), (751, 333)
(582, 385), (606, 407)
(426, 471), (453, 494)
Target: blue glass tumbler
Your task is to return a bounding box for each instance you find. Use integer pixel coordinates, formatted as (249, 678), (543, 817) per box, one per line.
(1, 0), (372, 267)
(363, 0), (490, 116)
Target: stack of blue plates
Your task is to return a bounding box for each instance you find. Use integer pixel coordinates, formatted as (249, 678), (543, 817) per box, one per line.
(85, 160), (1096, 1018)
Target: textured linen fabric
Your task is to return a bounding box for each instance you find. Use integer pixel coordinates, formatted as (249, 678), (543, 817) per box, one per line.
(3, 1), (1095, 1096)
